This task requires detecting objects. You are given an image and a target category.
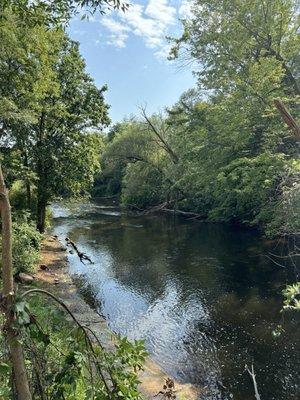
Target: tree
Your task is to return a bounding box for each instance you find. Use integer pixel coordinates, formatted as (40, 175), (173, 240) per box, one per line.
(1, 0), (129, 26)
(165, 0), (300, 228)
(171, 0), (299, 97)
(0, 12), (109, 231)
(0, 163), (32, 400)
(102, 115), (184, 209)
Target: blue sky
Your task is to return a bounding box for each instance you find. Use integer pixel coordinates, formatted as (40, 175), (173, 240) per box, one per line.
(68, 0), (195, 123)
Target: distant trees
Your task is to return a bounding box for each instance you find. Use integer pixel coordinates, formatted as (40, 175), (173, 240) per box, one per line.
(97, 0), (300, 234)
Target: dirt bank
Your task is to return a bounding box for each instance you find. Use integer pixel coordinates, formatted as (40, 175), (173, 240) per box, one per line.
(33, 236), (200, 400)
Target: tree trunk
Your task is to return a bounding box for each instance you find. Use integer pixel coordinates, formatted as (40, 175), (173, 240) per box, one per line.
(36, 196), (46, 233)
(26, 182), (31, 210)
(22, 151), (31, 210)
(274, 100), (300, 139)
(0, 163), (32, 400)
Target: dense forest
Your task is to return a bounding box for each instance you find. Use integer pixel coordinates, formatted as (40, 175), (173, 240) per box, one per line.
(0, 0), (299, 399)
(94, 0), (300, 237)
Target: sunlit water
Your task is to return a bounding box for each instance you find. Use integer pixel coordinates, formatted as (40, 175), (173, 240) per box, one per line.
(51, 200), (299, 400)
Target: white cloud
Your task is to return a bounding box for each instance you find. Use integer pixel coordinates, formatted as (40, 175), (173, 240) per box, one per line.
(178, 0), (193, 19)
(154, 43), (173, 59)
(101, 16), (131, 48)
(145, 0), (176, 26)
(100, 0), (187, 59)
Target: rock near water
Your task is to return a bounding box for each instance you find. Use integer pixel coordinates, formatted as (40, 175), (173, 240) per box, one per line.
(16, 273), (34, 284)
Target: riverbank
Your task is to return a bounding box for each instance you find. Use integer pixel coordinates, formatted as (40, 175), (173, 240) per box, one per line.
(34, 235), (199, 400)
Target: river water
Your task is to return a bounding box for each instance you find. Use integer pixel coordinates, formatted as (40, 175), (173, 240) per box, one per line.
(51, 200), (299, 400)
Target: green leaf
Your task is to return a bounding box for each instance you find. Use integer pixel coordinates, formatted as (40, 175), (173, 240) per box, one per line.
(0, 363), (10, 374)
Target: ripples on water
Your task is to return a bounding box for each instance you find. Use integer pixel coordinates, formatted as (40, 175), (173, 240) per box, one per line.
(51, 201), (300, 400)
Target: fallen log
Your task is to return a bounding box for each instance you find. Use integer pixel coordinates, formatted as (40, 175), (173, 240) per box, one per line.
(132, 201), (205, 220)
(162, 208), (204, 220)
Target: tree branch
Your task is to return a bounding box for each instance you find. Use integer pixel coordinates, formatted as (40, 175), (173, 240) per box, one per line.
(245, 364), (261, 400)
(274, 100), (300, 139)
(140, 106), (179, 164)
(21, 288), (112, 397)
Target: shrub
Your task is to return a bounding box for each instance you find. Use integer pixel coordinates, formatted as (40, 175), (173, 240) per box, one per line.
(9, 180), (37, 214)
(121, 162), (165, 209)
(0, 215), (42, 275)
(208, 153), (286, 227)
(0, 296), (147, 399)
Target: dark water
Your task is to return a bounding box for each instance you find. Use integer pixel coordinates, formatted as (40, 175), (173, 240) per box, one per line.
(52, 200), (300, 400)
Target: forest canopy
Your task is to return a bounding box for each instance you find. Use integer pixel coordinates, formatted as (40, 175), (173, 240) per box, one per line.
(0, 8), (109, 232)
(95, 0), (300, 236)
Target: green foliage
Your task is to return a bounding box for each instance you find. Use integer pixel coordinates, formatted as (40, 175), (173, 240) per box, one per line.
(9, 180), (32, 211)
(0, 10), (109, 230)
(276, 165), (300, 235)
(97, 118), (170, 204)
(282, 283), (300, 312)
(272, 282), (300, 338)
(122, 162), (165, 209)
(11, 217), (42, 274)
(0, 215), (42, 275)
(0, 296), (147, 399)
(0, 0), (130, 26)
(100, 0), (300, 236)
(208, 153), (286, 225)
(9, 180), (37, 213)
(170, 0), (299, 97)
(0, 332), (11, 399)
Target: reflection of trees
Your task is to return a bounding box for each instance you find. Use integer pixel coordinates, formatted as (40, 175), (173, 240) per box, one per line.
(209, 291), (300, 400)
(72, 275), (102, 311)
(76, 212), (290, 304)
(53, 202), (299, 400)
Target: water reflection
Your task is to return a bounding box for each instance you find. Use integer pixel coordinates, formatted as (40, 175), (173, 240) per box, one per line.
(51, 201), (300, 400)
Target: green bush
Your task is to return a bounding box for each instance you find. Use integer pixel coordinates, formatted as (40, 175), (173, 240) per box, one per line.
(9, 180), (37, 214)
(207, 153), (286, 227)
(0, 216), (42, 275)
(12, 218), (42, 274)
(9, 179), (53, 231)
(0, 296), (147, 399)
(121, 162), (165, 209)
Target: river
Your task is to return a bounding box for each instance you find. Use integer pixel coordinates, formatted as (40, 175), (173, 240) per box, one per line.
(51, 200), (299, 400)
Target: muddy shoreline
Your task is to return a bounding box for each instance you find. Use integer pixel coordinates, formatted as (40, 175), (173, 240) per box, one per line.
(34, 235), (199, 400)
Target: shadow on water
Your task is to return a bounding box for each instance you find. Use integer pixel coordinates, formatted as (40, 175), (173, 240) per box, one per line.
(51, 200), (300, 400)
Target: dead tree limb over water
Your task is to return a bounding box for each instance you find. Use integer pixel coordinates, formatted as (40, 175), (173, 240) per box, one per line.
(65, 237), (94, 264)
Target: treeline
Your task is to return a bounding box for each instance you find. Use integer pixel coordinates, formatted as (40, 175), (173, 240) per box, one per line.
(95, 0), (300, 236)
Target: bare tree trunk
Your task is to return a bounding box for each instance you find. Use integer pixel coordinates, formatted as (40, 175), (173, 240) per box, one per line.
(36, 196), (46, 233)
(140, 106), (179, 164)
(274, 100), (300, 139)
(0, 163), (32, 400)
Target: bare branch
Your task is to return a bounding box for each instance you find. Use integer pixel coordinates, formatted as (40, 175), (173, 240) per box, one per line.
(245, 364), (261, 400)
(274, 100), (300, 139)
(139, 106), (179, 164)
(21, 288), (112, 397)
(65, 238), (93, 264)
